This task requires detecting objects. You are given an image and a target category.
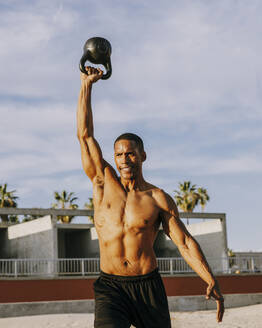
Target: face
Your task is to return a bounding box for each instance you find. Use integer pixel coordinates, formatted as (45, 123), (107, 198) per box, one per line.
(114, 139), (146, 180)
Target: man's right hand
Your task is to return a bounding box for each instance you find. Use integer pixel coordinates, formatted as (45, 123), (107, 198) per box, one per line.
(80, 66), (103, 85)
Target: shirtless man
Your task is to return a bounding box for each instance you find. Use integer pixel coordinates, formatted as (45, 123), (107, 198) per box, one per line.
(77, 67), (224, 328)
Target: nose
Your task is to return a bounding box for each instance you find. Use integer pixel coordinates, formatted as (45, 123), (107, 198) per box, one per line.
(121, 154), (130, 164)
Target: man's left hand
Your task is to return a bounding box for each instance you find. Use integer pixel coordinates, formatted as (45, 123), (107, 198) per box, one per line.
(206, 280), (225, 322)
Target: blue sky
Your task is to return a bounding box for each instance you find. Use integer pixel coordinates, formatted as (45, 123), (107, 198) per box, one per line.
(1, 0), (261, 251)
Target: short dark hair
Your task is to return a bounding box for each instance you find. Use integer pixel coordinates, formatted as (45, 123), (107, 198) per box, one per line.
(114, 133), (144, 153)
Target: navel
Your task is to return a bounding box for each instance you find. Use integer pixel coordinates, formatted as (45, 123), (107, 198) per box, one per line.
(123, 259), (130, 267)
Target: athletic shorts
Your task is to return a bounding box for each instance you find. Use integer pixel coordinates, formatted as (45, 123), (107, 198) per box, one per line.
(93, 268), (171, 328)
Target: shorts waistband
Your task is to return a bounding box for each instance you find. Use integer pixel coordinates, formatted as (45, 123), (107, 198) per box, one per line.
(99, 268), (160, 282)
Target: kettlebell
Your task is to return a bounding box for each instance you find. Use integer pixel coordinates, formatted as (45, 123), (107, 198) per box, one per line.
(79, 37), (112, 80)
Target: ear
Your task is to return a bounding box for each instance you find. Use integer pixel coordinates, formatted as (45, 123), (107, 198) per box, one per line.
(141, 151), (147, 162)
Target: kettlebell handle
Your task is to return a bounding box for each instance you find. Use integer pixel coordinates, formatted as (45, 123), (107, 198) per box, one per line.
(79, 53), (112, 80)
(79, 37), (112, 80)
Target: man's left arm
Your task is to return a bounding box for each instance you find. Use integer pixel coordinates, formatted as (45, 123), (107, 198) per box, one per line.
(155, 190), (224, 322)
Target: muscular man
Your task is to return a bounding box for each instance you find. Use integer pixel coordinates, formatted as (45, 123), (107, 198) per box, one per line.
(77, 67), (224, 328)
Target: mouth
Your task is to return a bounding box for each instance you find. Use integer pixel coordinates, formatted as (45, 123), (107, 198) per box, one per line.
(120, 166), (133, 173)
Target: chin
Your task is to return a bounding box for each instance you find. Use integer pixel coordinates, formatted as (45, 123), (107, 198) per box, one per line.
(121, 173), (134, 180)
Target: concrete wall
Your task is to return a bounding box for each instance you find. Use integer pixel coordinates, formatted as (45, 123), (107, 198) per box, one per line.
(186, 220), (226, 272)
(6, 216), (56, 259)
(1, 293), (262, 318)
(186, 220), (226, 256)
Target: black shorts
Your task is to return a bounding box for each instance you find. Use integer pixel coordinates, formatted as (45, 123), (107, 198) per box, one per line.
(93, 268), (171, 328)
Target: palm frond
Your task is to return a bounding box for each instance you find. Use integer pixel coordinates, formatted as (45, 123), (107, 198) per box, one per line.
(174, 181), (210, 213)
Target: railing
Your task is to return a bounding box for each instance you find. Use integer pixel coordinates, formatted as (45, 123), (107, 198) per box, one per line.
(0, 256), (261, 277)
(158, 257), (232, 274)
(158, 256), (262, 274)
(0, 258), (100, 277)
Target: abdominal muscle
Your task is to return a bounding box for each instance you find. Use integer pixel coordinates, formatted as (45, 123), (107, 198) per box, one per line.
(97, 228), (158, 276)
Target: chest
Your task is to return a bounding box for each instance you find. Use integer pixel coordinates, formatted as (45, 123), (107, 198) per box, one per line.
(95, 190), (160, 230)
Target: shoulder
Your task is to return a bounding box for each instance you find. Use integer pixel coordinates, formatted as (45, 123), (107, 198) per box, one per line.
(152, 188), (178, 216)
(152, 187), (172, 203)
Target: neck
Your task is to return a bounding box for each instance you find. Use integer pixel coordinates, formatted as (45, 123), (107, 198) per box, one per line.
(120, 175), (146, 192)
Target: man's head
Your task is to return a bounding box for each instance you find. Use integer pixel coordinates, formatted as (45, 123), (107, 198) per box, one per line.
(114, 133), (146, 180)
(114, 133), (144, 153)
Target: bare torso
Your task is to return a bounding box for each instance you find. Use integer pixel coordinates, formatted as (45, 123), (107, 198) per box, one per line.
(93, 167), (162, 275)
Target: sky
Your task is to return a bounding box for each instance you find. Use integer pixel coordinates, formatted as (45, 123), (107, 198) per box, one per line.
(0, 0), (261, 251)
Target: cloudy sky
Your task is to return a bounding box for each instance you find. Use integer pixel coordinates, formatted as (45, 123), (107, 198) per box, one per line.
(1, 0), (261, 251)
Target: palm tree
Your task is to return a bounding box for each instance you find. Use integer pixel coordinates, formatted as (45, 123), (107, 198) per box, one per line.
(196, 187), (210, 212)
(84, 198), (94, 223)
(0, 183), (19, 223)
(52, 190), (78, 223)
(174, 181), (210, 223)
(22, 213), (41, 223)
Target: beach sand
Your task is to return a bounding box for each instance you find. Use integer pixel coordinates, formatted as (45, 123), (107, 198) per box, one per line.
(0, 304), (261, 328)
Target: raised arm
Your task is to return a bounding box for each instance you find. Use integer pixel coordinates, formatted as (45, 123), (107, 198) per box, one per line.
(77, 67), (106, 182)
(155, 190), (224, 322)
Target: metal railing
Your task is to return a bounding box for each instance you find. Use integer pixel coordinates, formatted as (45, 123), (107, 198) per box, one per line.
(0, 258), (100, 277)
(0, 256), (261, 277)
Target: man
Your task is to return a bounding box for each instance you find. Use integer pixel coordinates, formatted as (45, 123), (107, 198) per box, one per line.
(77, 67), (224, 328)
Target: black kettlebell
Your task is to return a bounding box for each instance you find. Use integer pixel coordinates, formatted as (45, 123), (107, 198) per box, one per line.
(79, 37), (112, 80)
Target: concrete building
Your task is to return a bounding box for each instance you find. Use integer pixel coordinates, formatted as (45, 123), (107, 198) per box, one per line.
(0, 208), (228, 275)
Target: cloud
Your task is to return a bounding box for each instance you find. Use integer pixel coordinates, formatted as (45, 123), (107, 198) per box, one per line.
(1, 0), (262, 250)
(146, 146), (262, 175)
(0, 1), (79, 99)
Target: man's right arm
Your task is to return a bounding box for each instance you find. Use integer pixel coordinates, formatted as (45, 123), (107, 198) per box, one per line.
(77, 67), (106, 182)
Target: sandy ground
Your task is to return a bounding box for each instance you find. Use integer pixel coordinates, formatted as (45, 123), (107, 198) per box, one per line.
(0, 304), (261, 328)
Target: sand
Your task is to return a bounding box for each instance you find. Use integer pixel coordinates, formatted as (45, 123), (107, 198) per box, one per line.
(0, 304), (261, 328)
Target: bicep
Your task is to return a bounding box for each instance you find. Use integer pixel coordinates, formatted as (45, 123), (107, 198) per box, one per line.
(162, 212), (191, 247)
(157, 191), (191, 247)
